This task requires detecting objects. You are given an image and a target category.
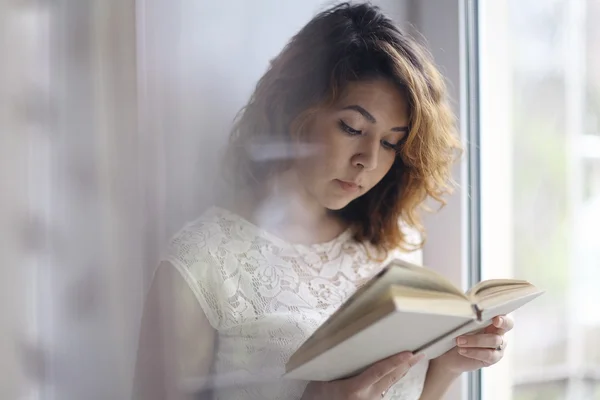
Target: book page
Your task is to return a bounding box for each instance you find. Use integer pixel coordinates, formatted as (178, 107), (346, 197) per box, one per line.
(474, 284), (544, 312)
(385, 259), (467, 297)
(467, 279), (530, 296)
(466, 279), (535, 304)
(389, 286), (474, 317)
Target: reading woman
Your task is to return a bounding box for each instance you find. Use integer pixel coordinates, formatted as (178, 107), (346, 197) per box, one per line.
(133, 3), (514, 400)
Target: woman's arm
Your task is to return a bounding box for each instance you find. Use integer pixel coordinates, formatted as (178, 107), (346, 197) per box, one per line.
(133, 261), (216, 400)
(418, 359), (461, 400)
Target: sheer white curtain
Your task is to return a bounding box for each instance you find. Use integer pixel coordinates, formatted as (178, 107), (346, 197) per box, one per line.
(1, 1), (414, 399)
(0, 3), (45, 398)
(2, 0), (152, 398)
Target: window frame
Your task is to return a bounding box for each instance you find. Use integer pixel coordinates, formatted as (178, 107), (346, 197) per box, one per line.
(464, 0), (483, 398)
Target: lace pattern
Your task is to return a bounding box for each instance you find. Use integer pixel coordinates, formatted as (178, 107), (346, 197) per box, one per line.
(164, 207), (428, 400)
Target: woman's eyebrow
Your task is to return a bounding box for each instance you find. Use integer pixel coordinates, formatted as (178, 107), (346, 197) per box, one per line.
(342, 105), (376, 123)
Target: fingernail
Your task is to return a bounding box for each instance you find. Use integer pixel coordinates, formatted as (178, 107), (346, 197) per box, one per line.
(458, 348), (467, 355)
(457, 337), (467, 346)
(496, 317), (504, 327)
(396, 352), (413, 362)
(407, 353), (425, 366)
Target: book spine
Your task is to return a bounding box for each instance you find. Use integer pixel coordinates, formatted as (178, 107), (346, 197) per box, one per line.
(471, 304), (482, 321)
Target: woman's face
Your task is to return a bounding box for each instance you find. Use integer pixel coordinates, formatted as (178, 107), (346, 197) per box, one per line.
(293, 79), (410, 210)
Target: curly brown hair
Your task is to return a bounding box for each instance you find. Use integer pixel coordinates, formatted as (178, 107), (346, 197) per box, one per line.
(225, 2), (462, 253)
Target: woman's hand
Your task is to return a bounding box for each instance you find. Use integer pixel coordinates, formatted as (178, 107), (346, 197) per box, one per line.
(431, 315), (514, 375)
(301, 352), (425, 400)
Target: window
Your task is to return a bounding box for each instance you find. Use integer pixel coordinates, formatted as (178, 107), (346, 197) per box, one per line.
(478, 0), (600, 399)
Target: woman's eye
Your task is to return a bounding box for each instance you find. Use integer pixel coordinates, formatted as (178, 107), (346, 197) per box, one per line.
(338, 120), (362, 136)
(381, 140), (400, 151)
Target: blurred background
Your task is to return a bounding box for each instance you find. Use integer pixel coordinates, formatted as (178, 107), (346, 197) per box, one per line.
(480, 1), (600, 399)
(0, 0), (598, 399)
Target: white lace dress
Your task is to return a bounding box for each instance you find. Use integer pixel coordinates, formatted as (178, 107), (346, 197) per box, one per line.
(163, 207), (429, 400)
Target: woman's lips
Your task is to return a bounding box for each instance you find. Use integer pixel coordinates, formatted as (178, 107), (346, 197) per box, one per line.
(335, 179), (360, 193)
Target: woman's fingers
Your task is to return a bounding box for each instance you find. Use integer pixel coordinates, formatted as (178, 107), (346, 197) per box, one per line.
(353, 352), (411, 388)
(484, 315), (515, 336)
(369, 353), (425, 395)
(496, 315), (514, 332)
(352, 352), (423, 391)
(456, 333), (505, 349)
(457, 347), (503, 366)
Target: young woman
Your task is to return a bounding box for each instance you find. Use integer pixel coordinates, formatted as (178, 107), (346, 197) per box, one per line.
(133, 3), (514, 400)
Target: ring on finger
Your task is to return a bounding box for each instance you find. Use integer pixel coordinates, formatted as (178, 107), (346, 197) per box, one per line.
(495, 336), (505, 351)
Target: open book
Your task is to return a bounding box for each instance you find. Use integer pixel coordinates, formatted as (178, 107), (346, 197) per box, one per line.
(284, 258), (544, 381)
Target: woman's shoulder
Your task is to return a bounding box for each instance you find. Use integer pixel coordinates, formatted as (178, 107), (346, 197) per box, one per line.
(163, 206), (249, 268)
(160, 207), (244, 330)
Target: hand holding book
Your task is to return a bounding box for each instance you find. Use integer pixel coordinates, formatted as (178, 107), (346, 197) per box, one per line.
(300, 351), (425, 400)
(433, 315), (513, 374)
(300, 315), (514, 399)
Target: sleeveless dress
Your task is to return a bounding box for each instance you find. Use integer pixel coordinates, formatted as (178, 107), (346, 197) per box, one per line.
(163, 207), (428, 400)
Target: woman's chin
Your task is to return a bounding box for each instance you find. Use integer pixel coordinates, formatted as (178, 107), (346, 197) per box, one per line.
(321, 195), (354, 211)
